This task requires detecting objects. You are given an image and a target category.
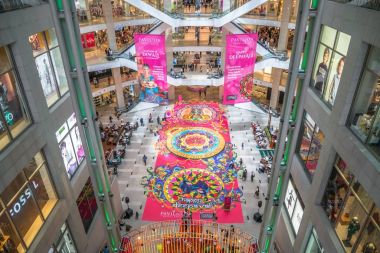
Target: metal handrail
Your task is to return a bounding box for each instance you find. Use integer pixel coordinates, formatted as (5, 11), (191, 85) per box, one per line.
(120, 220), (259, 253)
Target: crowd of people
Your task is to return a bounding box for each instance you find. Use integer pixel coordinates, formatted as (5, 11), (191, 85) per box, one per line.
(258, 26), (280, 48)
(116, 25), (152, 49)
(76, 2), (127, 22)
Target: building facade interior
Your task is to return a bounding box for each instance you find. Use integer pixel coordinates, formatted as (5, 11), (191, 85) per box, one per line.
(0, 0), (379, 253)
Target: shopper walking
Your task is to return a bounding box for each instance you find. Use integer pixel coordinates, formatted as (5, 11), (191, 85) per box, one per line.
(140, 117), (144, 126)
(142, 154), (147, 166)
(102, 245), (110, 253)
(149, 113), (153, 123)
(157, 116), (161, 125)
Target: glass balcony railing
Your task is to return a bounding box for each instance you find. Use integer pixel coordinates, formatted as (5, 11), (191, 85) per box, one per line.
(76, 3), (153, 27)
(140, 0), (255, 18)
(0, 0), (48, 13)
(330, 0), (380, 11)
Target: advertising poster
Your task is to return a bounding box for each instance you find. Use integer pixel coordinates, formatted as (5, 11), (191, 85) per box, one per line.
(134, 34), (168, 105)
(81, 33), (95, 48)
(223, 34), (258, 105)
(35, 53), (57, 98)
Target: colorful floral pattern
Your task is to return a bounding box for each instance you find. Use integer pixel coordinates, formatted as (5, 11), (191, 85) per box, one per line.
(177, 104), (217, 123)
(167, 127), (225, 159)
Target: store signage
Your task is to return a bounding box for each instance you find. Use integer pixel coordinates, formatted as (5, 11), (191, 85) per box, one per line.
(227, 95), (237, 100)
(8, 181), (39, 217)
(200, 213), (213, 219)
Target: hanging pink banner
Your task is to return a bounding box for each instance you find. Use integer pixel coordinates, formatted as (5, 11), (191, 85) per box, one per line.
(223, 34), (258, 104)
(134, 34), (168, 104)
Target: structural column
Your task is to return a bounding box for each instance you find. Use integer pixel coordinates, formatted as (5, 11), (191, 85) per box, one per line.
(269, 68), (282, 110)
(164, 0), (172, 12)
(270, 0), (292, 110)
(221, 0), (231, 12)
(168, 85), (175, 101)
(102, 0), (117, 51)
(165, 28), (174, 72)
(112, 68), (126, 110)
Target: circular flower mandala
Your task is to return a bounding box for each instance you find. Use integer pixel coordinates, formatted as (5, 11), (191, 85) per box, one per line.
(167, 127), (225, 159)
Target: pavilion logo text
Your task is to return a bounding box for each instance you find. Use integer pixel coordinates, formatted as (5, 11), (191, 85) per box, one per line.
(160, 210), (182, 219)
(138, 37), (161, 44)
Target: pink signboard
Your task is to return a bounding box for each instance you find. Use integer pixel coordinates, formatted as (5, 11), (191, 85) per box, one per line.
(134, 34), (168, 104)
(223, 34), (258, 104)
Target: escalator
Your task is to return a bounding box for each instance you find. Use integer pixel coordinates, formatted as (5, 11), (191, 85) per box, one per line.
(124, 0), (268, 27)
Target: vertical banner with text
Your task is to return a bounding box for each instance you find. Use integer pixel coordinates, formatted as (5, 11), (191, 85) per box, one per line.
(223, 34), (258, 104)
(134, 34), (168, 104)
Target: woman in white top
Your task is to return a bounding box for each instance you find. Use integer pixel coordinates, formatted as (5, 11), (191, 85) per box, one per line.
(328, 57), (345, 105)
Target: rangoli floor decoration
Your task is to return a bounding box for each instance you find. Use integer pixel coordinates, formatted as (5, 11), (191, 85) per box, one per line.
(141, 101), (244, 223)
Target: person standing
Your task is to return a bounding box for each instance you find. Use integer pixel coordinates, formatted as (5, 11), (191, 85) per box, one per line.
(313, 48), (330, 95)
(142, 154), (147, 166)
(102, 245), (110, 253)
(140, 117), (144, 126)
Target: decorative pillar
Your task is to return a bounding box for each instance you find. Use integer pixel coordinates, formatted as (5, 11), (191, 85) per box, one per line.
(270, 0), (292, 111)
(112, 68), (125, 110)
(102, 0), (117, 51)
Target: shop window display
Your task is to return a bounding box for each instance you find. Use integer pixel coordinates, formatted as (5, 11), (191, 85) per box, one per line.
(304, 228), (324, 253)
(350, 46), (380, 160)
(297, 112), (325, 180)
(29, 29), (69, 107)
(0, 46), (31, 152)
(48, 223), (77, 253)
(284, 179), (304, 235)
(321, 155), (379, 252)
(311, 25), (351, 107)
(76, 178), (98, 233)
(0, 152), (57, 252)
(55, 113), (85, 179)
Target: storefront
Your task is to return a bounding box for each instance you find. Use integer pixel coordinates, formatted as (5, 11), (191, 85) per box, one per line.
(305, 228), (325, 253)
(48, 223), (77, 253)
(284, 178), (304, 235)
(297, 111), (325, 180)
(349, 46), (380, 160)
(321, 156), (379, 252)
(0, 46), (31, 152)
(310, 25), (351, 108)
(0, 152), (58, 252)
(76, 178), (98, 233)
(29, 28), (69, 107)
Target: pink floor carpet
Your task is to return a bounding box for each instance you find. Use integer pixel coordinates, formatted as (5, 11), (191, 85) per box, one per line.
(142, 101), (244, 223)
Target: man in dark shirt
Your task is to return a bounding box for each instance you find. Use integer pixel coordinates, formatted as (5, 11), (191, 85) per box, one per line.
(314, 48), (330, 95)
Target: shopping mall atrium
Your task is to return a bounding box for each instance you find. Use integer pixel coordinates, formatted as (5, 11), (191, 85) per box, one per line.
(0, 0), (379, 252)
